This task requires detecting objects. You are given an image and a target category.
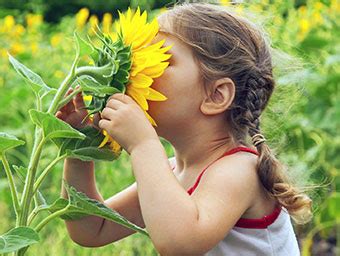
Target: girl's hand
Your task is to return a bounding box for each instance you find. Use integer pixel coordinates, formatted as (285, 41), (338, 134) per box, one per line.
(98, 93), (159, 154)
(55, 86), (99, 129)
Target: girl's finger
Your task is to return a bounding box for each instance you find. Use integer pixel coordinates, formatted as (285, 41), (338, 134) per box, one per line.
(92, 113), (101, 129)
(98, 119), (110, 131)
(55, 110), (65, 120)
(101, 107), (116, 120)
(106, 98), (124, 110)
(64, 98), (75, 113)
(74, 92), (86, 109)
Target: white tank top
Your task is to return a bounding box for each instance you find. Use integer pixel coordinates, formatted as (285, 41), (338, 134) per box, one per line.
(169, 147), (301, 255)
(205, 207), (300, 256)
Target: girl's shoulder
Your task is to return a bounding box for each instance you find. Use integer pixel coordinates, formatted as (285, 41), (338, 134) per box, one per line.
(201, 151), (277, 219)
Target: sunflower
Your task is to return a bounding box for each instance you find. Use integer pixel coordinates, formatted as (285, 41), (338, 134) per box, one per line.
(95, 7), (172, 150)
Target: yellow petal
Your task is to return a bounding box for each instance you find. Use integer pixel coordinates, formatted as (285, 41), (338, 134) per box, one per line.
(98, 130), (110, 148)
(146, 87), (168, 101)
(142, 62), (169, 78)
(130, 73), (153, 88)
(127, 86), (149, 110)
(144, 111), (157, 127)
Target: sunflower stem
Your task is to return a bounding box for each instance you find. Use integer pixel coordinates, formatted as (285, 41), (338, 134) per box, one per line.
(34, 205), (70, 233)
(57, 87), (82, 110)
(47, 52), (79, 115)
(18, 137), (45, 227)
(33, 154), (67, 195)
(0, 153), (21, 224)
(27, 204), (50, 226)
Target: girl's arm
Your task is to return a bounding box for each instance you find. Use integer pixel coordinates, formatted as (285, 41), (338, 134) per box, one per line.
(130, 139), (258, 255)
(61, 158), (145, 247)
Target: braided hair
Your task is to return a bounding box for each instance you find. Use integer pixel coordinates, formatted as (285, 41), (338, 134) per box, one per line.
(160, 3), (312, 224)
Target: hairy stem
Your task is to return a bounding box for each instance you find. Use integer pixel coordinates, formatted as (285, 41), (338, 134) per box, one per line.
(34, 205), (70, 233)
(18, 137), (45, 226)
(57, 86), (82, 111)
(1, 153), (20, 223)
(27, 205), (50, 226)
(33, 154), (67, 195)
(47, 53), (79, 115)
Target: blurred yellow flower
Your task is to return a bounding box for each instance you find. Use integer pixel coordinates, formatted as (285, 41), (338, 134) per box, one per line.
(314, 2), (323, 11)
(50, 34), (62, 47)
(235, 5), (244, 15)
(102, 13), (112, 34)
(331, 0), (340, 12)
(4, 15), (15, 31)
(31, 42), (38, 54)
(0, 49), (7, 58)
(312, 12), (323, 25)
(88, 15), (99, 36)
(13, 24), (25, 37)
(298, 6), (307, 16)
(10, 43), (24, 55)
(26, 14), (43, 29)
(220, 0), (230, 6)
(54, 70), (65, 79)
(300, 19), (310, 33)
(76, 8), (90, 29)
(298, 18), (310, 41)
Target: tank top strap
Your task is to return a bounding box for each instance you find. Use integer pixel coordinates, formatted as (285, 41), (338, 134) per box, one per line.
(187, 146), (258, 195)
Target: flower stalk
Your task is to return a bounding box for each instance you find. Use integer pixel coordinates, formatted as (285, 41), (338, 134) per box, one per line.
(1, 153), (21, 223)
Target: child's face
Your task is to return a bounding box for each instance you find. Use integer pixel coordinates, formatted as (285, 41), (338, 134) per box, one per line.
(148, 32), (205, 138)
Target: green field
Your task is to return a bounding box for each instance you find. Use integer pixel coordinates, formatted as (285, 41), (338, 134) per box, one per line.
(0, 0), (339, 255)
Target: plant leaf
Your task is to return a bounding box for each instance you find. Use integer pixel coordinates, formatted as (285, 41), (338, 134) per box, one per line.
(75, 75), (121, 95)
(8, 53), (53, 95)
(29, 110), (86, 140)
(12, 165), (47, 205)
(12, 165), (27, 183)
(55, 126), (120, 161)
(0, 227), (40, 253)
(0, 133), (25, 154)
(48, 182), (148, 236)
(74, 32), (94, 57)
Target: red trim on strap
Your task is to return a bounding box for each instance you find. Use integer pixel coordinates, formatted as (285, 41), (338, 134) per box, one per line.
(235, 206), (282, 229)
(171, 147), (281, 229)
(187, 146), (258, 195)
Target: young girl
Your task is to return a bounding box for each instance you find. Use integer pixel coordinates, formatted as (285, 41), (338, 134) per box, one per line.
(57, 3), (312, 255)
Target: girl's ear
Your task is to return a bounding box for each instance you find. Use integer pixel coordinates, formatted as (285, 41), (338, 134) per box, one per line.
(200, 78), (235, 115)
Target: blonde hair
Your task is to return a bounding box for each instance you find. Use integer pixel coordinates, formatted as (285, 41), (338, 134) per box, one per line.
(159, 3), (313, 224)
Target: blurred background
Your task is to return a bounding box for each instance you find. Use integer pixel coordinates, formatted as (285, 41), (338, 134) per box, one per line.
(0, 0), (339, 255)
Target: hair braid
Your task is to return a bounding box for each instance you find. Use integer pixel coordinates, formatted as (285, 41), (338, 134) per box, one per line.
(243, 72), (312, 223)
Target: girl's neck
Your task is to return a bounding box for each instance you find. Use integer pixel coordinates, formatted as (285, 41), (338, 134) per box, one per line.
(171, 129), (239, 174)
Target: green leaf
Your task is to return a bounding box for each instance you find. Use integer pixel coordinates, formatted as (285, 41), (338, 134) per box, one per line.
(0, 132), (25, 154)
(327, 193), (340, 220)
(12, 165), (27, 183)
(76, 62), (118, 86)
(55, 126), (120, 161)
(12, 165), (47, 205)
(48, 181), (149, 236)
(66, 147), (118, 161)
(0, 227), (40, 253)
(8, 53), (53, 95)
(74, 32), (94, 57)
(29, 110), (86, 140)
(76, 75), (121, 95)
